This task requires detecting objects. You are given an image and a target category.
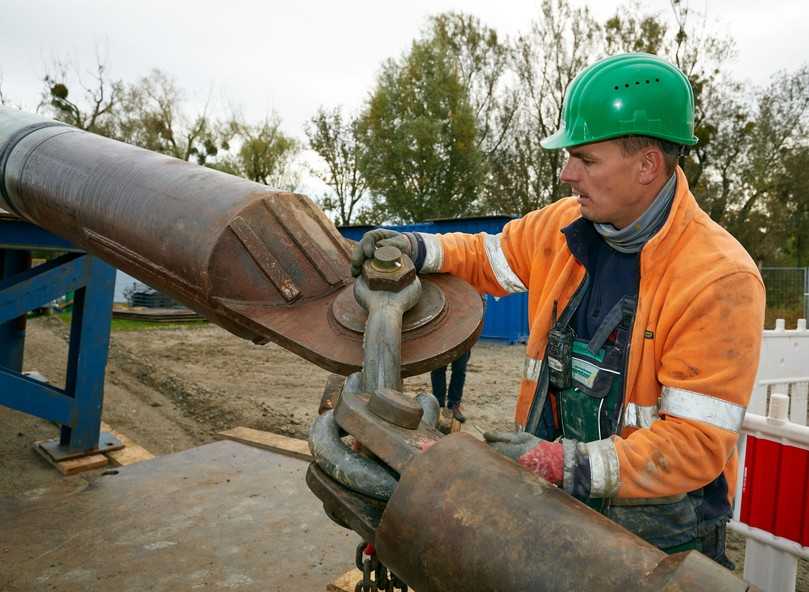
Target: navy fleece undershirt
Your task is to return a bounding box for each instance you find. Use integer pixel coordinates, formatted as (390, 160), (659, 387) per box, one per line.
(561, 219), (639, 341)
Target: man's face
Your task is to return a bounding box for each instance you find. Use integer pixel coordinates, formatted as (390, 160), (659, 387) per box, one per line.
(559, 140), (649, 229)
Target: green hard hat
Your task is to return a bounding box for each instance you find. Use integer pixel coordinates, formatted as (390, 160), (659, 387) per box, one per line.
(541, 53), (698, 149)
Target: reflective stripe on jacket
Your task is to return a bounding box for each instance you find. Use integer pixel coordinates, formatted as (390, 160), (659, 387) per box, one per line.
(422, 167), (765, 502)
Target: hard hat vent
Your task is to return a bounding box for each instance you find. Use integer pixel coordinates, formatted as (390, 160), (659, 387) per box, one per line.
(613, 79), (660, 91)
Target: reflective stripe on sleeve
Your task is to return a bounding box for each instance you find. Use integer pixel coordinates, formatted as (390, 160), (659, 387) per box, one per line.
(483, 233), (527, 294)
(523, 356), (542, 382)
(584, 437), (621, 497)
(623, 401), (659, 429)
(660, 386), (746, 433)
(418, 233), (443, 273)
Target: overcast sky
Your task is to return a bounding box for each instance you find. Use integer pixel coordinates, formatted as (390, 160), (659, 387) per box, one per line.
(2, 0), (807, 195)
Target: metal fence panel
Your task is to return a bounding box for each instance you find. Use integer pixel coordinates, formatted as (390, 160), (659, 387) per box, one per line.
(760, 267), (808, 329)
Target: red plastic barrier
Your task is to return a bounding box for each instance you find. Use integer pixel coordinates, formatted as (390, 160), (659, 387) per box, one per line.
(740, 435), (809, 546)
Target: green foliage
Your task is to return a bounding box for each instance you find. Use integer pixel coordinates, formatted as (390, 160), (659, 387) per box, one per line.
(428, 12), (517, 160)
(306, 107), (368, 224)
(357, 38), (484, 222)
(220, 115), (300, 189)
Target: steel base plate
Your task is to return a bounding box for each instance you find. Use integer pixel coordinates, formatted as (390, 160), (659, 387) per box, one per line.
(38, 431), (124, 462)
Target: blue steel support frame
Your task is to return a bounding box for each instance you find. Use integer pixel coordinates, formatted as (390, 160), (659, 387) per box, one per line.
(0, 249), (30, 371)
(0, 219), (116, 454)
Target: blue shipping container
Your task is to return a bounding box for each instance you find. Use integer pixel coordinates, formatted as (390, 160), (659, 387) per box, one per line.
(338, 216), (529, 344)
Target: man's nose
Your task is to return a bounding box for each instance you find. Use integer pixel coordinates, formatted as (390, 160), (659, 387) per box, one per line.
(560, 159), (577, 184)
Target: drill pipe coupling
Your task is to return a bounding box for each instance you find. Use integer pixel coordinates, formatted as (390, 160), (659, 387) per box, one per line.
(363, 246), (416, 292)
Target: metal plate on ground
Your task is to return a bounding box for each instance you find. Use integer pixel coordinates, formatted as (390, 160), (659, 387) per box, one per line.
(0, 440), (358, 592)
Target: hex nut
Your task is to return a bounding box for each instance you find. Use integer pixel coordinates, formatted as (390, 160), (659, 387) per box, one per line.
(363, 254), (416, 292)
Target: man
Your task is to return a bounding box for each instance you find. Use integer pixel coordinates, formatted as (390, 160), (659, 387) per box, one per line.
(351, 53), (764, 566)
(430, 349), (471, 424)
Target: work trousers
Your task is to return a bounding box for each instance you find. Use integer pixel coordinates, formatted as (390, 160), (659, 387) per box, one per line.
(430, 350), (471, 408)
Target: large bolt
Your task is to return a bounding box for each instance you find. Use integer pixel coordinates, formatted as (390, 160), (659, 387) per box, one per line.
(362, 246), (416, 292)
(371, 245), (403, 271)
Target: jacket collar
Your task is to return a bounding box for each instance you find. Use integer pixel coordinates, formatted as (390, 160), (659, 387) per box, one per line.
(560, 166), (696, 272)
(639, 166), (697, 272)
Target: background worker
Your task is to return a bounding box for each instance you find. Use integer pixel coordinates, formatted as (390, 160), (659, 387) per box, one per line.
(430, 349), (470, 424)
(351, 53), (765, 567)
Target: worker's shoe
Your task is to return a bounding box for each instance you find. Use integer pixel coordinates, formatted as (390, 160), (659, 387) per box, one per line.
(449, 404), (466, 423)
(437, 407), (454, 434)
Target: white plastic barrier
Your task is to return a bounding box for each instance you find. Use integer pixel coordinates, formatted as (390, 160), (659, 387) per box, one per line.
(747, 319), (809, 422)
(730, 319), (809, 592)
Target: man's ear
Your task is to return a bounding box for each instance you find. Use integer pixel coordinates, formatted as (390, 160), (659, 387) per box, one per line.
(638, 147), (665, 185)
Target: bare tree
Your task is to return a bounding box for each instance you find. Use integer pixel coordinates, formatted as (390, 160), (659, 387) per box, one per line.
(485, 0), (602, 215)
(115, 69), (220, 164)
(0, 72), (9, 106)
(40, 57), (122, 136)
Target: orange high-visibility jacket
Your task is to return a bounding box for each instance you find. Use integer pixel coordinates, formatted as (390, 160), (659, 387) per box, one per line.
(419, 168), (765, 500)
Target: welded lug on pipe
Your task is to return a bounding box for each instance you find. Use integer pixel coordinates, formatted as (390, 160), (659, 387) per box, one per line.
(318, 374), (346, 415)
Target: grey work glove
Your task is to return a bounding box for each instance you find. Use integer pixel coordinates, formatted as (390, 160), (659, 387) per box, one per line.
(350, 229), (415, 277)
(483, 431), (541, 461)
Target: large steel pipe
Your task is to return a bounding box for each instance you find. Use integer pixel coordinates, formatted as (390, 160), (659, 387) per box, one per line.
(374, 433), (754, 592)
(0, 108), (482, 375)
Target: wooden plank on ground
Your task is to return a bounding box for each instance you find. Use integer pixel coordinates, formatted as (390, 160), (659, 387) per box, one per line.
(33, 442), (109, 476)
(326, 568), (363, 592)
(101, 422), (155, 466)
(217, 426), (312, 461)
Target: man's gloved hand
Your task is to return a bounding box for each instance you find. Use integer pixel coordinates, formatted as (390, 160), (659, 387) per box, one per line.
(350, 229), (415, 277)
(483, 431), (563, 485)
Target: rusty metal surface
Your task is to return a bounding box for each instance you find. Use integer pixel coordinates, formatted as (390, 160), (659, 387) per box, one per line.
(333, 385), (441, 473)
(331, 279), (446, 334)
(367, 388), (423, 429)
(363, 246), (416, 291)
(318, 373), (346, 415)
(371, 433), (752, 592)
(0, 108), (482, 376)
(306, 463), (385, 544)
(0, 441), (358, 592)
(643, 552), (753, 592)
(309, 410), (398, 500)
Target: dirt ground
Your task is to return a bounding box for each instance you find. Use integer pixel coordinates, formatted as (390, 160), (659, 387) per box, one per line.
(3, 316), (807, 590)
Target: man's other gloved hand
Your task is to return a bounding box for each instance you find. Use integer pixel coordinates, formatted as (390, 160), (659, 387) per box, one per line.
(483, 431), (563, 485)
(350, 229), (415, 277)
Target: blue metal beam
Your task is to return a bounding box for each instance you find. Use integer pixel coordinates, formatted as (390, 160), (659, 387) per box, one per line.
(0, 219), (80, 251)
(0, 249), (30, 371)
(0, 218), (117, 454)
(0, 367), (74, 425)
(60, 257), (116, 450)
(0, 252), (91, 324)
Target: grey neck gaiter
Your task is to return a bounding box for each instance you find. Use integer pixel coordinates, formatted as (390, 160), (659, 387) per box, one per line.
(593, 173), (677, 254)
